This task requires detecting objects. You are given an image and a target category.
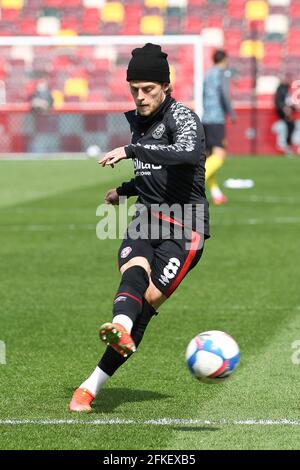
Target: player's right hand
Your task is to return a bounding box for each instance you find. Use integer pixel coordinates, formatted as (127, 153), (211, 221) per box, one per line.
(105, 189), (119, 205)
(98, 147), (127, 167)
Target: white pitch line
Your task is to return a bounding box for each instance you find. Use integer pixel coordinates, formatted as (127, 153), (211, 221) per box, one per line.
(211, 216), (300, 226)
(1, 216), (300, 233)
(1, 196), (298, 214)
(0, 224), (96, 232)
(0, 154), (95, 161)
(1, 418), (300, 426)
(234, 195), (300, 205)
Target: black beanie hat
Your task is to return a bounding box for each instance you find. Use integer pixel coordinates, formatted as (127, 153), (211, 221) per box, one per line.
(126, 43), (170, 83)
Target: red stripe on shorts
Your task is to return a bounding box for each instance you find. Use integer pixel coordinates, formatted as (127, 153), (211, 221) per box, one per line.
(152, 211), (202, 298)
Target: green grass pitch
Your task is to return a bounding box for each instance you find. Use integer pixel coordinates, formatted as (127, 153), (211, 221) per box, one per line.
(0, 156), (300, 450)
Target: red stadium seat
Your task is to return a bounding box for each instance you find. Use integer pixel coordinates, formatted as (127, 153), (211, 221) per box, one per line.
(18, 18), (37, 35)
(43, 0), (64, 7)
(264, 42), (282, 56)
(82, 8), (99, 21)
(61, 18), (80, 31)
(1, 8), (21, 21)
(124, 4), (143, 20)
(121, 21), (141, 35)
(92, 59), (111, 72)
(81, 20), (101, 35)
(52, 55), (72, 70)
(183, 17), (202, 33)
(227, 0), (246, 19)
(287, 30), (300, 54)
(289, 2), (300, 18)
(205, 16), (223, 28)
(248, 20), (265, 34)
(224, 29), (242, 56)
(62, 0), (81, 6)
(189, 0), (207, 5)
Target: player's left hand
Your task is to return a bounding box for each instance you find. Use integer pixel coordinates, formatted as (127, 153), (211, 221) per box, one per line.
(98, 147), (127, 167)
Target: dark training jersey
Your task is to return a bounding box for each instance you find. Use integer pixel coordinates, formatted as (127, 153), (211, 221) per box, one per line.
(116, 95), (210, 238)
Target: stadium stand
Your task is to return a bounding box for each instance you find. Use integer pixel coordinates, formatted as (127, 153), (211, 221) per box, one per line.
(0, 0), (300, 154)
(0, 0), (299, 107)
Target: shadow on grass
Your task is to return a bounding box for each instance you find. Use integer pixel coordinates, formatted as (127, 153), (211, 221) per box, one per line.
(92, 387), (172, 413)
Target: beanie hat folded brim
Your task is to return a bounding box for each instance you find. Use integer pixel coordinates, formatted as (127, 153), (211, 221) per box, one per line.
(127, 43), (170, 83)
(126, 68), (170, 83)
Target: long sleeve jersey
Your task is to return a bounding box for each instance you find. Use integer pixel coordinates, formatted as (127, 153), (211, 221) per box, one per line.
(202, 66), (235, 124)
(117, 95), (209, 238)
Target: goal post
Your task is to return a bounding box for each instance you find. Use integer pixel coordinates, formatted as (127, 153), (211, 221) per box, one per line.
(0, 35), (203, 155)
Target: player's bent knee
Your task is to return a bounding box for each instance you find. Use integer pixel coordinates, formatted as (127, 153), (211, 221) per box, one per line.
(120, 256), (151, 275)
(213, 146), (226, 160)
(145, 282), (167, 309)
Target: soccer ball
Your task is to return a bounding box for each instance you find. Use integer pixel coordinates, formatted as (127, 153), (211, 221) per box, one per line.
(185, 330), (240, 382)
(86, 144), (101, 158)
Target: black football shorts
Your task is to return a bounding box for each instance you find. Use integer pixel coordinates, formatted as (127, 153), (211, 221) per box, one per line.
(203, 123), (225, 152)
(117, 212), (204, 298)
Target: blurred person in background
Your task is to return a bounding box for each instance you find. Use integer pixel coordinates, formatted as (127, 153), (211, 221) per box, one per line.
(202, 49), (236, 205)
(274, 75), (295, 155)
(30, 78), (53, 113)
(28, 78), (56, 153)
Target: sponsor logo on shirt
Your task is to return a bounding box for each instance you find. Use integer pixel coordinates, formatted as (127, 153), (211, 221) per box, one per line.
(133, 159), (162, 176)
(158, 258), (181, 286)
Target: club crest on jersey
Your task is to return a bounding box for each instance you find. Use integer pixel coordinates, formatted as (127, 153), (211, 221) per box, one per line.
(152, 123), (165, 139)
(120, 246), (132, 258)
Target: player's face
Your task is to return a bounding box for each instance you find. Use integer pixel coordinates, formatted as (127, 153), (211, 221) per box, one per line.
(129, 81), (169, 116)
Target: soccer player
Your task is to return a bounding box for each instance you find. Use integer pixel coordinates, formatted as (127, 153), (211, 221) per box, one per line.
(274, 76), (295, 155)
(69, 43), (210, 412)
(203, 49), (236, 205)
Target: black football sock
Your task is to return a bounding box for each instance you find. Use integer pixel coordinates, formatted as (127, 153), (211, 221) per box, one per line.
(112, 266), (149, 324)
